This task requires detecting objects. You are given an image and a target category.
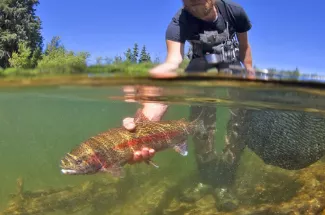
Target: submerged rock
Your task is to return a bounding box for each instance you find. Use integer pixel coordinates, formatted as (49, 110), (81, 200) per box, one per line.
(2, 151), (325, 215)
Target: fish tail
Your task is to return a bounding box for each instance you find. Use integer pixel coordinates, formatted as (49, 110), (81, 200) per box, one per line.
(190, 108), (204, 123)
(191, 119), (207, 135)
(188, 108), (207, 135)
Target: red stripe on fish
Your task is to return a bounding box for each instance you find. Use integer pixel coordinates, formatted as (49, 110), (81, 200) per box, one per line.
(87, 153), (109, 169)
(114, 130), (182, 150)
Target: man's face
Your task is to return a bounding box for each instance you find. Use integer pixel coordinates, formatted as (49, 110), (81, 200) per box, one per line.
(183, 0), (215, 19)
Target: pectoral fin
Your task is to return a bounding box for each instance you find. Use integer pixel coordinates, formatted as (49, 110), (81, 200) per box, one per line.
(102, 165), (125, 178)
(173, 141), (188, 156)
(145, 159), (159, 168)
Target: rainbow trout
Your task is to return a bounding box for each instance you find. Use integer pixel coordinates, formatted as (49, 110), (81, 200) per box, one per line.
(60, 116), (206, 177)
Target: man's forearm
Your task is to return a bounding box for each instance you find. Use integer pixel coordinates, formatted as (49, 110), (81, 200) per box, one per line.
(240, 44), (253, 69)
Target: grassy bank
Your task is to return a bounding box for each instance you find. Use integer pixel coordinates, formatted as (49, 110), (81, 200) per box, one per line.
(0, 62), (153, 78)
(0, 59), (191, 78)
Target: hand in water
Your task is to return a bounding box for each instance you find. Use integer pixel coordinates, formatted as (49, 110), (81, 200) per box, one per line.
(124, 103), (168, 163)
(122, 85), (169, 164)
(148, 62), (179, 79)
(246, 67), (256, 80)
(127, 147), (156, 164)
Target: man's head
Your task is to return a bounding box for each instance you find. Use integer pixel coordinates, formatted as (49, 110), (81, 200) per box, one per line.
(183, 0), (216, 19)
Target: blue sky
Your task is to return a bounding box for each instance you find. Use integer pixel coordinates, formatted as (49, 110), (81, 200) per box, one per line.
(36, 0), (324, 74)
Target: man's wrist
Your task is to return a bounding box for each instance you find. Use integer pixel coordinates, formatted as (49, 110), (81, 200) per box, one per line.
(164, 61), (180, 70)
(244, 64), (254, 73)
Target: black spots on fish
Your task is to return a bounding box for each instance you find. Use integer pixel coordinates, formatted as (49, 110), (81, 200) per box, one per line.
(70, 144), (88, 157)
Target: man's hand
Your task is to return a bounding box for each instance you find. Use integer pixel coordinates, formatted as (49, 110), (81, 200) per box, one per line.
(122, 89), (168, 164)
(149, 40), (184, 79)
(122, 103), (168, 131)
(128, 147), (156, 164)
(245, 66), (256, 80)
(124, 103), (167, 164)
(149, 62), (179, 79)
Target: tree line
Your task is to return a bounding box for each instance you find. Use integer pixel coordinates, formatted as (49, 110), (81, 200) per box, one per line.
(262, 67), (301, 78)
(0, 0), (161, 76)
(94, 43), (161, 66)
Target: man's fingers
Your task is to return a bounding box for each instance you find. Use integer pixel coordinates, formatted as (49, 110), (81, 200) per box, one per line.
(128, 148), (156, 164)
(133, 151), (142, 161)
(148, 148), (155, 157)
(123, 117), (136, 131)
(149, 70), (178, 79)
(141, 147), (150, 159)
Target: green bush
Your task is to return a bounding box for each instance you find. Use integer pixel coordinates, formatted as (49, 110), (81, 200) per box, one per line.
(86, 62), (156, 76)
(1, 67), (40, 77)
(8, 42), (32, 69)
(37, 50), (89, 74)
(35, 36), (90, 74)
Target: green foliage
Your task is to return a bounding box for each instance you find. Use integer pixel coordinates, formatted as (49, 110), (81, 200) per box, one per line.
(113, 55), (123, 64)
(37, 36), (90, 74)
(124, 48), (132, 62)
(139, 45), (151, 63)
(86, 61), (155, 76)
(103, 57), (113, 64)
(96, 56), (103, 65)
(293, 67), (300, 77)
(179, 58), (190, 69)
(0, 0), (43, 68)
(266, 67), (301, 78)
(131, 43), (139, 63)
(44, 36), (63, 55)
(8, 42), (32, 68)
(7, 41), (42, 70)
(153, 55), (161, 64)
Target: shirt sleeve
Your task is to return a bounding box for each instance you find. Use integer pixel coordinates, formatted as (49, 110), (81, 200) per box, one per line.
(165, 9), (187, 43)
(233, 6), (252, 33)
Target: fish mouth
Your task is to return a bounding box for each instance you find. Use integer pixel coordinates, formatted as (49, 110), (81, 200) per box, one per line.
(59, 153), (102, 175)
(60, 154), (82, 175)
(60, 167), (101, 175)
(61, 169), (79, 175)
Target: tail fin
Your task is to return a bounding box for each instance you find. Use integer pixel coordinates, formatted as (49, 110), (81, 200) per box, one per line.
(191, 108), (204, 124)
(189, 108), (207, 135)
(192, 119), (207, 135)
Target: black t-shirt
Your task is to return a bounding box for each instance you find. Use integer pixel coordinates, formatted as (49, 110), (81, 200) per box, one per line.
(165, 0), (252, 44)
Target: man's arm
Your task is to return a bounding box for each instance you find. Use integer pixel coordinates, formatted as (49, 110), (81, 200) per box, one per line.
(149, 40), (185, 78)
(237, 31), (253, 72)
(124, 40), (185, 164)
(165, 40), (185, 66)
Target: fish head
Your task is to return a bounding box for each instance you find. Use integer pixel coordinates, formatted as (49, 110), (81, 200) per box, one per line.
(60, 144), (104, 175)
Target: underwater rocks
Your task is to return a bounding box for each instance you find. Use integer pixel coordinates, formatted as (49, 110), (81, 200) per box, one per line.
(1, 177), (118, 215)
(2, 159), (325, 215)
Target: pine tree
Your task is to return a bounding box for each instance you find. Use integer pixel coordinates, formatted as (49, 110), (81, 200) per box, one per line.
(114, 55), (123, 64)
(124, 48), (132, 62)
(0, 0), (43, 68)
(131, 43), (139, 63)
(146, 51), (151, 63)
(139, 45), (150, 63)
(104, 57), (113, 64)
(153, 56), (160, 64)
(96, 56), (103, 65)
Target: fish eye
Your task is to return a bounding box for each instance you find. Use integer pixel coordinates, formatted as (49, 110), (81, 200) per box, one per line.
(75, 159), (83, 165)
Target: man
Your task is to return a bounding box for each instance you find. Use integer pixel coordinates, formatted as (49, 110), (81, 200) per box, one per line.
(123, 0), (254, 207)
(125, 0), (253, 167)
